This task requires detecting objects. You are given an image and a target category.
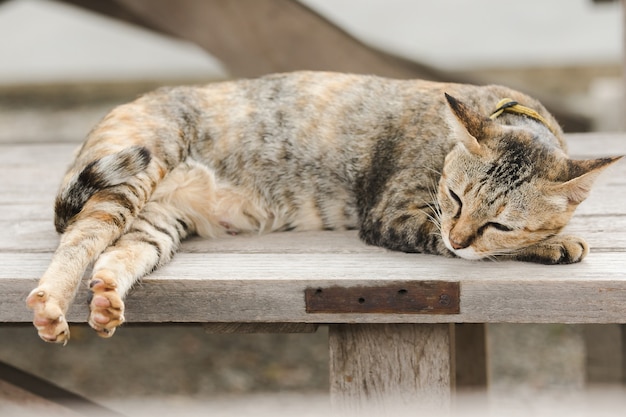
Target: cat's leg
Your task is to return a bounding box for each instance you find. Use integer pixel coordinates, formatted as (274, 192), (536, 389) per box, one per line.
(26, 204), (139, 344)
(512, 235), (589, 264)
(87, 200), (191, 337)
(86, 159), (256, 336)
(358, 180), (452, 256)
(26, 161), (165, 344)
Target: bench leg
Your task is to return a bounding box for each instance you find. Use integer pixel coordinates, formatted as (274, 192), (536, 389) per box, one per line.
(329, 323), (452, 414)
(454, 323), (488, 389)
(583, 324), (624, 384)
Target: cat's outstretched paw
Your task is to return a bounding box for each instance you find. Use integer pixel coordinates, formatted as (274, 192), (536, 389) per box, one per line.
(88, 271), (125, 338)
(26, 288), (70, 345)
(514, 235), (589, 265)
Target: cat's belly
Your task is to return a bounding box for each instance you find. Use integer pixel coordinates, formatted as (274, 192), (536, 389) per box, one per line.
(151, 158), (358, 238)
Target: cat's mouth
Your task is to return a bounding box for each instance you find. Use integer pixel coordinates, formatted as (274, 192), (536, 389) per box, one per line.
(448, 245), (485, 261)
(442, 234), (487, 260)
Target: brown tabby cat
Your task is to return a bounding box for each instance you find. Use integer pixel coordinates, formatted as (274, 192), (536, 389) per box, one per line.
(26, 71), (619, 344)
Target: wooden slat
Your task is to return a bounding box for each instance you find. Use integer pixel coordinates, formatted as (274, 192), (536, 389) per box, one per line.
(3, 250), (626, 324)
(202, 322), (318, 333)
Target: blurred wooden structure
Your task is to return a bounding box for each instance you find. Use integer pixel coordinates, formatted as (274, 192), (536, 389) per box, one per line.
(58, 0), (590, 132)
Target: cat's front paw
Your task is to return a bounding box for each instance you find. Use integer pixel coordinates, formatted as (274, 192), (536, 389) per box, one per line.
(26, 288), (70, 345)
(88, 271), (125, 338)
(514, 235), (589, 265)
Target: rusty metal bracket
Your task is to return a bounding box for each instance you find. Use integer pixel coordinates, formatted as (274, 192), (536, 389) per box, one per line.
(305, 281), (460, 314)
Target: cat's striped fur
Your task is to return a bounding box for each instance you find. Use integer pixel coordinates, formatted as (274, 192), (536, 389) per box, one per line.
(26, 71), (619, 344)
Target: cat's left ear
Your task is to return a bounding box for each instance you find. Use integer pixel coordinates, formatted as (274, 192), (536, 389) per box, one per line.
(444, 93), (493, 155)
(558, 156), (623, 204)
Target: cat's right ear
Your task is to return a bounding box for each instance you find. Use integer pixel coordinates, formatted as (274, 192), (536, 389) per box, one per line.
(444, 93), (490, 156)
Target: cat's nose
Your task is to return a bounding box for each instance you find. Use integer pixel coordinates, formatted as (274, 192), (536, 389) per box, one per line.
(449, 235), (471, 250)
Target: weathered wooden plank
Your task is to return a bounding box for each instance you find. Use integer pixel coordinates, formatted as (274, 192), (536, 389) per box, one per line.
(0, 144), (73, 205)
(329, 323), (452, 415)
(179, 231), (383, 255)
(3, 251), (626, 324)
(566, 132), (626, 157)
(202, 322), (318, 333)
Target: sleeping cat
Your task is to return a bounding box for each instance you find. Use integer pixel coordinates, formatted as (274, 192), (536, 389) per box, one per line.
(26, 71), (619, 344)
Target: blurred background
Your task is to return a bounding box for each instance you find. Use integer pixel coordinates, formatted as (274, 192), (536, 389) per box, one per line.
(0, 0), (624, 415)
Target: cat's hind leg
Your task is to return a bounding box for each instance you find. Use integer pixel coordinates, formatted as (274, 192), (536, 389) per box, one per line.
(26, 196), (147, 344)
(86, 159), (264, 336)
(26, 148), (165, 344)
(87, 200), (191, 337)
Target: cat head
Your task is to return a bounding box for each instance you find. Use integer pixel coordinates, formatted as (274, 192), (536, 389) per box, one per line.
(437, 93), (621, 260)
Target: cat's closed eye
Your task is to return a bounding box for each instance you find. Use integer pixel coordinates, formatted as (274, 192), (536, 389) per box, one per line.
(483, 222), (514, 232)
(448, 188), (462, 217)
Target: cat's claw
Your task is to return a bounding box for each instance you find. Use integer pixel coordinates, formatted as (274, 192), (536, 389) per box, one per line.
(26, 288), (70, 345)
(88, 271), (125, 338)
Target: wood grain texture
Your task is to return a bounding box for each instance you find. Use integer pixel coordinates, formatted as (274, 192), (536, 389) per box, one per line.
(3, 250), (626, 324)
(202, 322), (318, 333)
(329, 323), (452, 414)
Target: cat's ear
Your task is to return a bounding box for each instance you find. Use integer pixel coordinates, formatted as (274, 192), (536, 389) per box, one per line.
(444, 93), (492, 155)
(557, 156), (622, 204)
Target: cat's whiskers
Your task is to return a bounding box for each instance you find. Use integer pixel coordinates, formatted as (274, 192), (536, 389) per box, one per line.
(425, 181), (444, 235)
(421, 165), (443, 177)
(485, 246), (525, 261)
(481, 255), (498, 263)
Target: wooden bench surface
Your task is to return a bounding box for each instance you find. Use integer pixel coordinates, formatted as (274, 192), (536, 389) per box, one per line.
(1, 133), (626, 325)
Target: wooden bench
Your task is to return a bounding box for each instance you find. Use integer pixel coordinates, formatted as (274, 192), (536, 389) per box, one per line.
(1, 133), (625, 413)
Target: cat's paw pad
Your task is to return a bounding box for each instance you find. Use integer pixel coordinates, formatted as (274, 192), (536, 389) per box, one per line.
(517, 235), (589, 264)
(88, 271), (125, 338)
(25, 288), (70, 345)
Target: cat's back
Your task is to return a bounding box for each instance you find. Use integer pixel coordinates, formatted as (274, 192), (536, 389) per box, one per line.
(184, 72), (453, 165)
(184, 71), (557, 146)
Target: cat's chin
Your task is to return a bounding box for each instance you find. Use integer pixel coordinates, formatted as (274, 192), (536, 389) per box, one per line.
(444, 241), (486, 261)
(452, 248), (486, 261)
